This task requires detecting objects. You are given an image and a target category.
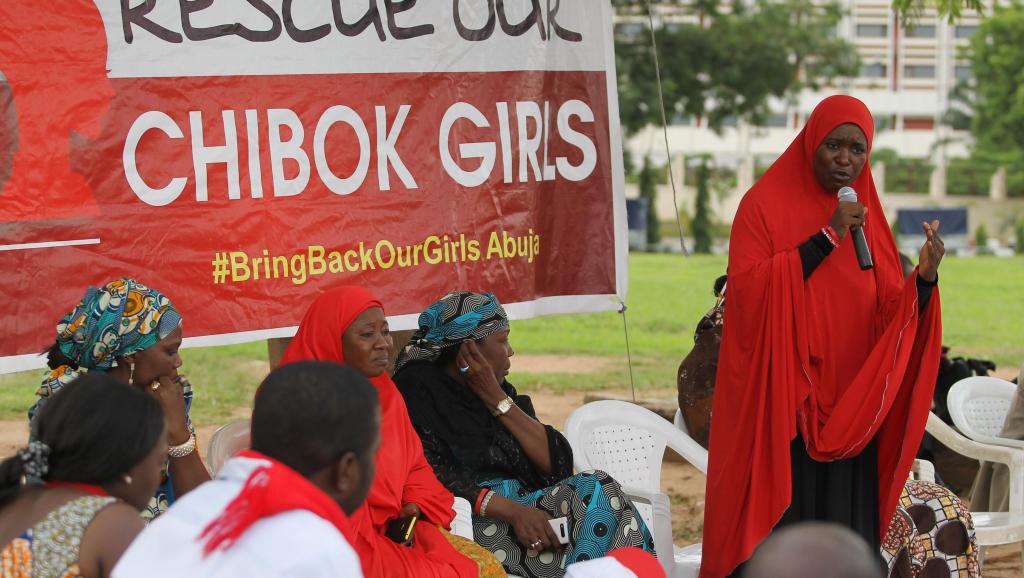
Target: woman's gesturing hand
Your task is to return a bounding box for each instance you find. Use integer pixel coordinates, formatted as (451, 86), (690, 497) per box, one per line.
(918, 220), (944, 283)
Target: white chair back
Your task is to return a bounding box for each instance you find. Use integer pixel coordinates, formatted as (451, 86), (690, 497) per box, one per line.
(565, 401), (708, 489)
(205, 419), (251, 476)
(565, 401), (707, 578)
(948, 376), (1020, 446)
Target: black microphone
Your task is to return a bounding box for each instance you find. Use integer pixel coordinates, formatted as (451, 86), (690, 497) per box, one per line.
(837, 186), (874, 270)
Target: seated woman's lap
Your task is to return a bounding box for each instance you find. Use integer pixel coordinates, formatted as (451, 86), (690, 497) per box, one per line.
(472, 470), (655, 578)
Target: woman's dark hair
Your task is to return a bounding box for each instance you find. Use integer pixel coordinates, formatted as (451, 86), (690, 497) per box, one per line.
(0, 373), (164, 508)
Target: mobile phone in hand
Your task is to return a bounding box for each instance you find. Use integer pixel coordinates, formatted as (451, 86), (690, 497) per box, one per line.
(385, 514), (418, 545)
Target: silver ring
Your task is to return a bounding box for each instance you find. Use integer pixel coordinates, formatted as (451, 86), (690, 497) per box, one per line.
(458, 366), (470, 374)
(530, 540), (542, 548)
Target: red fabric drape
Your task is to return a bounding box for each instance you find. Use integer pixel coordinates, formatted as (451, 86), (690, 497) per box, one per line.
(700, 96), (943, 578)
(199, 449), (356, 555)
(280, 286), (476, 578)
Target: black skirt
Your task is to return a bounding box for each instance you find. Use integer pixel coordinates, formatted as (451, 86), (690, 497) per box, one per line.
(727, 434), (880, 577)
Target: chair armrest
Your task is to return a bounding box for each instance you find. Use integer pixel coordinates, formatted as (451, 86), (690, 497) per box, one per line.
(621, 485), (675, 577)
(972, 435), (1024, 450)
(451, 497), (474, 539)
(927, 413), (1024, 512)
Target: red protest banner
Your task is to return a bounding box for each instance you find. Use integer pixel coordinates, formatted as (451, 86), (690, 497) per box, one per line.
(0, 1), (626, 372)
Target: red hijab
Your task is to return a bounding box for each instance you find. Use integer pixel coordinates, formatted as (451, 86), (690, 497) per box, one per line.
(280, 286), (476, 578)
(700, 96), (942, 578)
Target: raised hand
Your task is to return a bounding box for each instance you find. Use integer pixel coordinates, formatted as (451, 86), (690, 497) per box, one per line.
(918, 220), (944, 283)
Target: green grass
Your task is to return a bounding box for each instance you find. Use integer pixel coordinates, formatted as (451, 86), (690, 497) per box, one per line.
(1, 254), (1021, 423)
(0, 342), (269, 424)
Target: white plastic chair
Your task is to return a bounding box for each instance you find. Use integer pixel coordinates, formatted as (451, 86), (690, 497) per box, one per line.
(205, 419), (251, 477)
(925, 411), (1024, 566)
(948, 376), (1024, 449)
(564, 401), (707, 578)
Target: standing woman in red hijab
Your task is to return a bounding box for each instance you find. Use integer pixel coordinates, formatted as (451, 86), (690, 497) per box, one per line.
(278, 286), (479, 578)
(700, 95), (945, 578)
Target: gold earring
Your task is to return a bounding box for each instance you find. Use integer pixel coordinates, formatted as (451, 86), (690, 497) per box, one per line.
(123, 474), (133, 485)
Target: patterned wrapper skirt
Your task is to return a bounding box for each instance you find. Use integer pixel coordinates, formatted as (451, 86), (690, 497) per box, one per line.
(882, 480), (979, 577)
(472, 470), (656, 578)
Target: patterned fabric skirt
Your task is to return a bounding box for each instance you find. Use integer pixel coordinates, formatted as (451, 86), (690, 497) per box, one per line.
(881, 481), (979, 577)
(472, 470), (656, 578)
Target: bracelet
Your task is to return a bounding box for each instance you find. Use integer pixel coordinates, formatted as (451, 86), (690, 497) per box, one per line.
(821, 226), (839, 248)
(479, 490), (495, 517)
(168, 432), (197, 459)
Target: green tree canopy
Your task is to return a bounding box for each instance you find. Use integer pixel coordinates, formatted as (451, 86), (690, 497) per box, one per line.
(614, 0), (860, 134)
(960, 3), (1024, 195)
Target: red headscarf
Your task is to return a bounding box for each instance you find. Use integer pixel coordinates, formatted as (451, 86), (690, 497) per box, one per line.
(279, 286), (477, 578)
(700, 96), (942, 578)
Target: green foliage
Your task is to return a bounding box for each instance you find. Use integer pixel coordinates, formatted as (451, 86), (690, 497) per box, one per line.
(614, 0), (859, 134)
(638, 157), (662, 246)
(946, 157), (995, 196)
(692, 161), (714, 253)
(871, 148), (932, 193)
(975, 223), (989, 249)
(962, 4), (1024, 197)
(1016, 222), (1024, 254)
(891, 0), (985, 23)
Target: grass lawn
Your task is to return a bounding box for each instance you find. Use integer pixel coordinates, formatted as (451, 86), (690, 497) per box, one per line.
(1, 254), (1021, 424)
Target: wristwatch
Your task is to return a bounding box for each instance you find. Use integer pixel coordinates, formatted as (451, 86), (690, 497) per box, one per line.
(492, 395), (515, 417)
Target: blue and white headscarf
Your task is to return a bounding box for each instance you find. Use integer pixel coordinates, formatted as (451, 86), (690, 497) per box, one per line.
(394, 292), (508, 373)
(34, 278), (181, 415)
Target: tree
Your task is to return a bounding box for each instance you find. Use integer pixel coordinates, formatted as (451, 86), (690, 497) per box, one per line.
(692, 159), (713, 253)
(890, 0), (984, 23)
(638, 157), (661, 247)
(613, 0), (859, 134)
(959, 3), (1024, 196)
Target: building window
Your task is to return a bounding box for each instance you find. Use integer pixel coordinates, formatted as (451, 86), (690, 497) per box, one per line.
(720, 115), (738, 127)
(857, 23), (888, 38)
(904, 24), (936, 38)
(904, 117), (935, 130)
(761, 114), (789, 128)
(904, 64), (936, 79)
(955, 25), (979, 39)
(861, 63), (887, 78)
(615, 23), (645, 40)
(671, 114), (692, 126)
(955, 65), (972, 80)
(875, 116), (891, 132)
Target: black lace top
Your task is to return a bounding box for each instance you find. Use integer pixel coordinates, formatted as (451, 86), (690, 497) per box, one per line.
(394, 362), (575, 503)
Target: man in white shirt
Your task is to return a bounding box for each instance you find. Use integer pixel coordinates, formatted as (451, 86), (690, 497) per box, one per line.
(114, 361), (381, 578)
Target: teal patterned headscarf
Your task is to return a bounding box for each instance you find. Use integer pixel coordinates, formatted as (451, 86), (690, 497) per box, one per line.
(34, 278), (181, 413)
(394, 291), (508, 373)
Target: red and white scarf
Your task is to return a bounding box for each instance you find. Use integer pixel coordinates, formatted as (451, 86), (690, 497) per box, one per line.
(199, 450), (355, 555)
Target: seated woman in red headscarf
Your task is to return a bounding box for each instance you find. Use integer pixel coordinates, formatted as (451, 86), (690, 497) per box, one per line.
(700, 95), (947, 578)
(278, 286), (480, 578)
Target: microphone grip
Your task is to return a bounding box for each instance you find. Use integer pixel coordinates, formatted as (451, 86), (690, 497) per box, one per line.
(850, 225), (873, 270)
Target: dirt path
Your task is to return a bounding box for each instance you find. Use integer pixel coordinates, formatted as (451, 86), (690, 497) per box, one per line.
(1, 386), (1019, 575)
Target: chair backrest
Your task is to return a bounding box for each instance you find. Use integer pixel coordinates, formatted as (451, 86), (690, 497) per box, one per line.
(205, 419), (251, 476)
(564, 401), (709, 494)
(948, 376), (1016, 443)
